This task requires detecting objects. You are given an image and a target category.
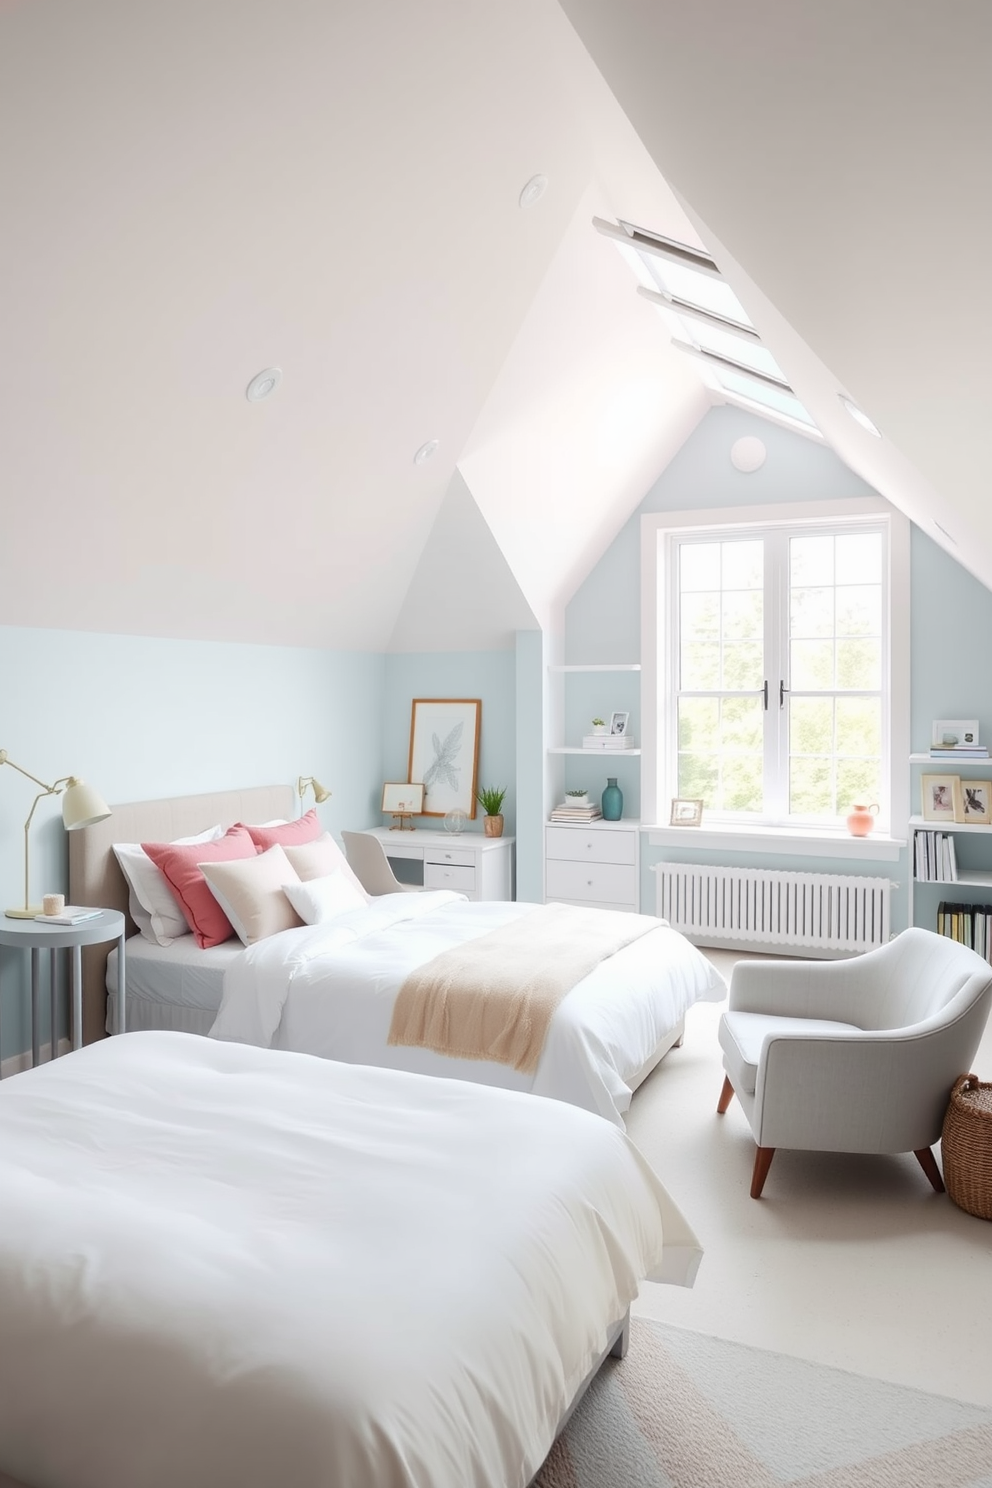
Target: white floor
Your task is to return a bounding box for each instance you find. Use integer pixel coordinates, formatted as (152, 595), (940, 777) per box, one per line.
(627, 947), (992, 1408)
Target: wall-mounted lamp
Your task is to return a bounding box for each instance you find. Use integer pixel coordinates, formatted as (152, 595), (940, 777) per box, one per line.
(297, 774), (332, 805)
(0, 749), (111, 918)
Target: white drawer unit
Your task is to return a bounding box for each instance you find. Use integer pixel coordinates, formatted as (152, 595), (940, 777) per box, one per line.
(365, 828), (515, 902)
(544, 821), (640, 913)
(424, 861), (476, 894)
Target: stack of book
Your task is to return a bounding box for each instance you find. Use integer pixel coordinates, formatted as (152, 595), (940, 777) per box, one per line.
(937, 901), (992, 962)
(582, 734), (635, 750)
(929, 744), (989, 760)
(550, 802), (603, 823)
(914, 830), (958, 882)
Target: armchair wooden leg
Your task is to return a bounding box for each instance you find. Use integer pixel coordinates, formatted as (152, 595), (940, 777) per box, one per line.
(717, 1075), (735, 1114)
(914, 1147), (945, 1194)
(750, 1146), (775, 1199)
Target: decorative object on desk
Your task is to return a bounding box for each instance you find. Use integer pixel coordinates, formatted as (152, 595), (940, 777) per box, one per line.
(565, 790), (589, 808)
(381, 781), (425, 830)
(408, 698), (481, 818)
(602, 777), (624, 822)
(297, 773), (331, 805)
(932, 718), (979, 748)
(845, 801), (879, 837)
(669, 797), (703, 828)
(443, 808), (467, 835)
(609, 710), (629, 737)
(0, 749), (111, 919)
(476, 785), (507, 838)
(960, 781), (992, 825)
(921, 773), (963, 823)
(42, 894), (65, 917)
(591, 718), (607, 735)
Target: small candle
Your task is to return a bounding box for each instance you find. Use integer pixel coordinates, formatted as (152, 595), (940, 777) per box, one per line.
(43, 894), (65, 916)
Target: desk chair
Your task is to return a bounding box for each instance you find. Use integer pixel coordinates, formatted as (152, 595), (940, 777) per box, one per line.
(341, 831), (424, 896)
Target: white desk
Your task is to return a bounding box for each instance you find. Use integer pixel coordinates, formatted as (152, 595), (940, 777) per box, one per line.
(367, 827), (515, 901)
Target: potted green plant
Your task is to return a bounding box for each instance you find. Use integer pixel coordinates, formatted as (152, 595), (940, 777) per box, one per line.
(476, 785), (507, 837)
(565, 788), (590, 807)
(591, 717), (607, 735)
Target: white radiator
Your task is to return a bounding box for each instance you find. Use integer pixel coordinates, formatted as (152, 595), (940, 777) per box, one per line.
(656, 864), (891, 956)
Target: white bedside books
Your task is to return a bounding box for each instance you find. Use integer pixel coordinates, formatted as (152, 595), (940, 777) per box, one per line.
(33, 907), (102, 925)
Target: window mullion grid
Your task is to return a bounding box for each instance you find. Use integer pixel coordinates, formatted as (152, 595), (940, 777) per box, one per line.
(764, 531), (789, 821)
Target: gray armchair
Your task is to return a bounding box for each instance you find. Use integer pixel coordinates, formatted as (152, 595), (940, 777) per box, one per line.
(716, 928), (992, 1198)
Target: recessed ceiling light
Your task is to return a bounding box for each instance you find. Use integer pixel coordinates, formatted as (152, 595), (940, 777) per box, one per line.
(730, 435), (767, 473)
(839, 394), (880, 437)
(246, 367), (282, 402)
(414, 439), (439, 465)
(518, 174), (548, 209)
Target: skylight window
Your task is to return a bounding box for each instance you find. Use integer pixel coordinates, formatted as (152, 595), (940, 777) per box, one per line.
(594, 216), (819, 437)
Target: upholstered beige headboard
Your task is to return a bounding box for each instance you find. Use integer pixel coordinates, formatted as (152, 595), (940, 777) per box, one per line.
(68, 784), (296, 1045)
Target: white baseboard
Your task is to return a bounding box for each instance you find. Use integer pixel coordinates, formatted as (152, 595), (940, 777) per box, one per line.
(0, 1036), (72, 1079)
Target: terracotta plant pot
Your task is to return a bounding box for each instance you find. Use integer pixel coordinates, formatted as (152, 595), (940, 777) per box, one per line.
(483, 813), (504, 838)
(846, 802), (879, 837)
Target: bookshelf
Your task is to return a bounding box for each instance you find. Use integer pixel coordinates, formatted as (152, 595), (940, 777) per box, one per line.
(909, 753), (992, 955)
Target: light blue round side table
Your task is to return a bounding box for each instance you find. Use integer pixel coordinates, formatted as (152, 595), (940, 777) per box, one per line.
(0, 909), (125, 1075)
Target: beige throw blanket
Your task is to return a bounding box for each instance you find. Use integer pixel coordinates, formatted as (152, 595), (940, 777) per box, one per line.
(387, 903), (660, 1074)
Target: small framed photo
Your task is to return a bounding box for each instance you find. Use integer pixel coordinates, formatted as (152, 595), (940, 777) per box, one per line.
(960, 781), (992, 825)
(931, 718), (980, 748)
(609, 710), (630, 737)
(921, 774), (963, 822)
(670, 797), (704, 828)
(381, 781), (425, 815)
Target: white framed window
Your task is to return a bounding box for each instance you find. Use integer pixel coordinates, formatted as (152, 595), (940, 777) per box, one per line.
(641, 500), (909, 843)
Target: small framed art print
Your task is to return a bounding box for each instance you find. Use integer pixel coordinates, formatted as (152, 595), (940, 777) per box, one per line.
(960, 780), (992, 825)
(381, 782), (425, 815)
(931, 719), (979, 748)
(921, 774), (962, 822)
(609, 710), (629, 737)
(670, 797), (704, 827)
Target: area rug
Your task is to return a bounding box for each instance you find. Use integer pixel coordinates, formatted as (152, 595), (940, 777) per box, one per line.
(534, 1318), (992, 1487)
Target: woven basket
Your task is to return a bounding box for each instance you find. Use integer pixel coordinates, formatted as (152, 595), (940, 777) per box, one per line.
(941, 1073), (992, 1221)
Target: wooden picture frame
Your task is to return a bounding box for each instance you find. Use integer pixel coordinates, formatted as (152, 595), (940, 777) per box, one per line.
(959, 780), (992, 826)
(381, 782), (425, 816)
(921, 774), (962, 822)
(670, 797), (704, 827)
(408, 699), (482, 818)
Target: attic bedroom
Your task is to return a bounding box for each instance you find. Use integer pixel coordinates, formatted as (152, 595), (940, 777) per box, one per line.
(2, 2), (991, 1484)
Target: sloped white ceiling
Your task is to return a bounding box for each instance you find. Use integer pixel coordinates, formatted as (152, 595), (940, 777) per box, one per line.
(560, 0), (992, 590)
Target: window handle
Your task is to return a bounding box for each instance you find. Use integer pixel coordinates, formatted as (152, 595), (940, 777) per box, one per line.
(763, 680), (769, 711)
(780, 681), (790, 708)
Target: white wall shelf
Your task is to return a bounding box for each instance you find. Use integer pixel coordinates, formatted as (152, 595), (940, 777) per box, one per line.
(909, 754), (992, 766)
(548, 747), (641, 756)
(548, 663), (641, 673)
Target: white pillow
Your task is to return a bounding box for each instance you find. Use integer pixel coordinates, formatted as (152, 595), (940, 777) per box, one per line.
(283, 833), (371, 901)
(114, 826), (224, 945)
(199, 844), (304, 947)
(282, 870), (368, 926)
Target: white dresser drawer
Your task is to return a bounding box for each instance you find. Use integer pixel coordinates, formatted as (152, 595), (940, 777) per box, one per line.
(546, 827), (636, 865)
(545, 859), (637, 907)
(424, 862), (476, 894)
(424, 846), (476, 868)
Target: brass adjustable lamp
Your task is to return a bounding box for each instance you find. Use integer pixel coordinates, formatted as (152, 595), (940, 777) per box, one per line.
(0, 749), (111, 918)
(297, 774), (331, 805)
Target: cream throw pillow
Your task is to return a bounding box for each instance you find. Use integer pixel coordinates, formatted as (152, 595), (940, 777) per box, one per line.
(283, 833), (370, 901)
(283, 870), (368, 925)
(199, 844), (304, 946)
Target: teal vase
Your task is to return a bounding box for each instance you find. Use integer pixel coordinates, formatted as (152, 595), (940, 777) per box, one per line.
(602, 777), (623, 821)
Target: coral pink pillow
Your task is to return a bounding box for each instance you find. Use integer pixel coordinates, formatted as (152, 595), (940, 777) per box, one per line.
(142, 825), (257, 948)
(242, 809), (323, 851)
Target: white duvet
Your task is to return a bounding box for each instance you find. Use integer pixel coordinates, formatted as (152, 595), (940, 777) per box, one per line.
(0, 1032), (700, 1488)
(210, 892), (726, 1125)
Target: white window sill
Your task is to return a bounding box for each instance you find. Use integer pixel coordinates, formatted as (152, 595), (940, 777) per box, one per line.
(644, 823), (905, 862)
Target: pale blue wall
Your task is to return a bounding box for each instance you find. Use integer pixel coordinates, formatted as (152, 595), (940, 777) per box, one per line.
(380, 651), (517, 835)
(0, 625), (385, 1059)
(562, 404), (992, 930)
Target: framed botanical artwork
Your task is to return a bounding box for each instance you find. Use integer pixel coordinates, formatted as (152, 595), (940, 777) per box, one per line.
(609, 710), (630, 737)
(408, 698), (482, 818)
(381, 782), (425, 816)
(921, 774), (963, 822)
(670, 797), (704, 827)
(960, 780), (992, 825)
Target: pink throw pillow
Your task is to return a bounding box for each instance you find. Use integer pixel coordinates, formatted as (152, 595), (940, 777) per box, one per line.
(143, 825), (257, 948)
(242, 808), (323, 851)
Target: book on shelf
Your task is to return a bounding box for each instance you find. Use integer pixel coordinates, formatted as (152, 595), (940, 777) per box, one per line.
(928, 746), (989, 758)
(936, 900), (992, 962)
(914, 829), (957, 882)
(33, 906), (103, 925)
(550, 805), (603, 822)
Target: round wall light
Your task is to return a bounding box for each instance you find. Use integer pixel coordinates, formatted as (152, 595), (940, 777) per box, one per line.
(518, 174), (548, 209)
(730, 435), (767, 473)
(414, 439), (439, 465)
(246, 367), (282, 402)
(839, 394), (881, 437)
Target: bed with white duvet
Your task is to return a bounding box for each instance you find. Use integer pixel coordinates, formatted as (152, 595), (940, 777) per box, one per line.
(209, 890), (726, 1126)
(0, 1031), (699, 1488)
